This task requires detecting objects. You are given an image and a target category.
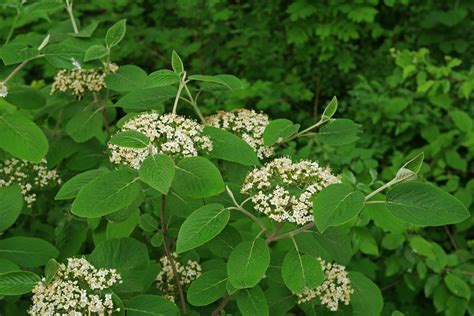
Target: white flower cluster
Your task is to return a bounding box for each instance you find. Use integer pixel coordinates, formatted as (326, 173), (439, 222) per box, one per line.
(156, 253), (202, 303)
(241, 157), (340, 225)
(0, 158), (61, 207)
(205, 109), (274, 159)
(109, 113), (213, 169)
(0, 82), (8, 98)
(29, 257), (122, 316)
(296, 258), (354, 311)
(50, 63), (118, 97)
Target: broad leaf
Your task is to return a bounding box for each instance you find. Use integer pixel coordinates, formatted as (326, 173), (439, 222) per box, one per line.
(318, 119), (361, 146)
(55, 168), (110, 200)
(126, 294), (179, 316)
(281, 249), (324, 293)
(139, 154), (175, 194)
(203, 126), (260, 166)
(187, 270), (228, 306)
(350, 271), (383, 316)
(227, 238), (270, 289)
(322, 96), (338, 119)
(313, 183), (365, 232)
(171, 50), (184, 73)
(71, 169), (141, 218)
(106, 19), (127, 48)
(0, 237), (58, 268)
(145, 70), (181, 87)
(172, 157), (225, 198)
(105, 65), (148, 92)
(66, 108), (103, 143)
(114, 86), (176, 111)
(263, 119), (300, 146)
(109, 130), (150, 148)
(236, 285), (269, 316)
(0, 112), (48, 162)
(84, 44), (107, 62)
(176, 204), (229, 253)
(0, 185), (23, 232)
(385, 182), (470, 226)
(0, 271), (40, 295)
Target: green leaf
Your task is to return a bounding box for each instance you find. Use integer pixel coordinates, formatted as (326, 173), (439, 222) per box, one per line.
(145, 70), (181, 88)
(313, 183), (365, 233)
(66, 107), (103, 143)
(138, 214), (159, 233)
(106, 19), (127, 48)
(203, 126), (260, 166)
(198, 74), (243, 91)
(188, 75), (243, 91)
(171, 50), (184, 73)
(0, 185), (23, 232)
(281, 249), (324, 293)
(318, 119), (361, 146)
(126, 294), (179, 316)
(114, 86), (176, 111)
(172, 157), (225, 199)
(236, 285), (269, 316)
(409, 236), (435, 258)
(394, 152), (424, 182)
(263, 119), (300, 146)
(55, 168), (109, 200)
(0, 237), (58, 268)
(227, 238), (270, 289)
(139, 154), (175, 194)
(0, 112), (48, 162)
(69, 21), (99, 38)
(0, 43), (38, 65)
(89, 238), (150, 293)
(449, 110), (472, 132)
(105, 65), (148, 92)
(5, 85), (46, 109)
(350, 271), (384, 316)
(444, 274), (470, 300)
(0, 271), (40, 295)
(44, 258), (60, 285)
(106, 209), (140, 239)
(322, 96), (338, 119)
(109, 130), (150, 148)
(187, 270), (228, 306)
(385, 182), (470, 226)
(176, 204), (230, 253)
(84, 44), (107, 62)
(71, 169), (141, 218)
(381, 233), (405, 250)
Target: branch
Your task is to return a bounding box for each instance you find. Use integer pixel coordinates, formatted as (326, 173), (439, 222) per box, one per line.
(160, 194), (187, 313)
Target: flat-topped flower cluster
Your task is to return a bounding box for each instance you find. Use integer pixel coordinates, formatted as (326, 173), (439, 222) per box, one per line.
(156, 253), (202, 303)
(241, 157), (340, 225)
(108, 112), (212, 169)
(205, 109), (274, 159)
(50, 62), (118, 97)
(296, 258), (354, 311)
(28, 257), (122, 315)
(0, 158), (60, 207)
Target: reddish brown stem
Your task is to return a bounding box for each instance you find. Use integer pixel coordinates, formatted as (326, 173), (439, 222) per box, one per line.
(160, 194), (186, 313)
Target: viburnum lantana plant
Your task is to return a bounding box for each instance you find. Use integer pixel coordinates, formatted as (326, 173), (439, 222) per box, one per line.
(0, 3), (471, 316)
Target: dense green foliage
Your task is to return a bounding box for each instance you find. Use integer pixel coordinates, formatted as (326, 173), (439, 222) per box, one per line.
(0, 1), (473, 315)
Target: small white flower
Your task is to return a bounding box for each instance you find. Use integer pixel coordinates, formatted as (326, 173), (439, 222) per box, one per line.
(156, 253), (201, 302)
(206, 109), (274, 159)
(0, 82), (8, 98)
(28, 257), (122, 315)
(71, 57), (82, 69)
(0, 158), (60, 207)
(296, 258), (354, 311)
(108, 113), (213, 169)
(241, 157), (340, 225)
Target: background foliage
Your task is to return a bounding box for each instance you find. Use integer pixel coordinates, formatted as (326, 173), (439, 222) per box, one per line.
(0, 0), (473, 315)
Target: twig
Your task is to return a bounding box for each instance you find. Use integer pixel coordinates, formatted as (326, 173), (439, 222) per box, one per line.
(4, 11), (19, 45)
(65, 0), (79, 34)
(160, 194), (187, 313)
(266, 222), (283, 244)
(183, 83), (205, 123)
(2, 60), (28, 83)
(268, 222), (315, 242)
(212, 295), (231, 316)
(172, 80), (185, 115)
(444, 225), (465, 262)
